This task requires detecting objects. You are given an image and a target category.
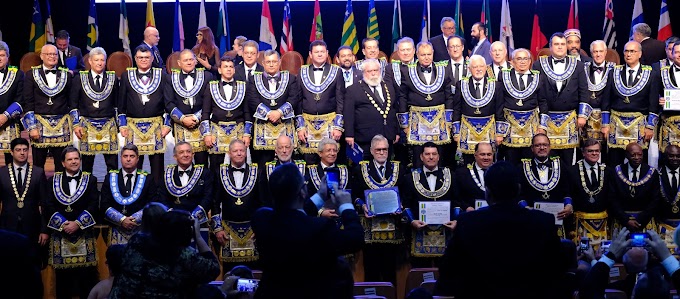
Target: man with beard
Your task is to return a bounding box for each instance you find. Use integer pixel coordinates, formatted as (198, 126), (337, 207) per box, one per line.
(470, 22), (492, 65)
(337, 46), (362, 89)
(430, 17), (457, 63)
(580, 40), (613, 159)
(564, 29), (592, 62)
(657, 145), (680, 253)
(488, 41), (512, 80)
(454, 142), (493, 212)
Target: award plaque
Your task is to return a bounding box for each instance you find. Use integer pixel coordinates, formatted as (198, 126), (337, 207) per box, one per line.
(365, 187), (402, 216)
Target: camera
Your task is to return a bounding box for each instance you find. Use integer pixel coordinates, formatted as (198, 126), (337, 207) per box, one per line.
(629, 232), (649, 247)
(236, 278), (259, 292)
(579, 237), (590, 253)
(325, 168), (340, 196)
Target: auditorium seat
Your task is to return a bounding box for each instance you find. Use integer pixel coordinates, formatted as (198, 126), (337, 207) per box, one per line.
(536, 48), (551, 59)
(604, 289), (627, 299)
(19, 52), (42, 73)
(258, 51), (265, 66)
(389, 51), (399, 62)
(605, 48), (621, 65)
(107, 51), (133, 78)
(419, 280), (436, 294)
(608, 263), (627, 283)
(353, 282), (396, 299)
(223, 50), (238, 59)
(280, 51), (304, 75)
(579, 48), (589, 58)
(378, 51), (387, 61)
(166, 51), (180, 73)
(83, 53), (91, 70)
(405, 268), (439, 296)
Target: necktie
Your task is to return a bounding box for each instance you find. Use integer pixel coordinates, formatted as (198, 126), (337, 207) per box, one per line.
(590, 166), (597, 186)
(519, 74), (527, 90)
(45, 69), (57, 74)
(474, 82), (481, 98)
(94, 74), (101, 90)
(247, 69), (253, 82)
(496, 65), (501, 76)
(454, 63), (461, 81)
(125, 174), (134, 194)
(672, 170), (678, 191)
(554, 58), (565, 64)
(16, 167), (23, 192)
(372, 86), (383, 103)
(631, 168), (638, 182)
(627, 69), (636, 87)
(421, 66), (432, 73)
(222, 81), (233, 86)
(378, 165), (385, 178)
(343, 70), (351, 83)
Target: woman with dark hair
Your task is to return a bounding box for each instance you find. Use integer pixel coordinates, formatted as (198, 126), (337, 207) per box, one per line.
(141, 202), (169, 233)
(193, 26), (220, 76)
(109, 210), (220, 298)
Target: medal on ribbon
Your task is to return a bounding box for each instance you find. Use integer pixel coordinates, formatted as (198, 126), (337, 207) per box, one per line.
(300, 65), (338, 101)
(0, 66), (18, 96)
(220, 164), (258, 205)
(254, 72), (290, 107)
(577, 161), (605, 203)
(412, 168), (452, 199)
(407, 63), (446, 100)
(110, 171), (147, 208)
(171, 69), (205, 99)
(209, 80), (246, 112)
(9, 165), (33, 208)
(523, 158), (561, 200)
(53, 173), (90, 212)
(613, 65), (651, 104)
(467, 164), (486, 191)
(539, 56), (577, 82)
(164, 164), (204, 197)
(461, 77), (496, 115)
(33, 67), (68, 105)
(661, 66), (679, 89)
(81, 71), (115, 108)
(126, 67), (162, 95)
(309, 166), (349, 190)
(266, 161), (305, 178)
(360, 161), (399, 189)
(502, 69), (540, 106)
(391, 61), (402, 86)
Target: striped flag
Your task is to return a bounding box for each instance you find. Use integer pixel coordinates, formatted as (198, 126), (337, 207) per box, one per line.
(217, 0), (231, 56)
(367, 0), (380, 40)
(198, 0), (207, 29)
(658, 0), (673, 41)
(259, 0), (277, 51)
(86, 0), (99, 51)
(454, 0), (463, 37)
(530, 0), (547, 58)
(391, 0), (402, 51)
(45, 0), (55, 44)
(310, 0), (323, 42)
(145, 0), (155, 27)
(480, 0), (492, 41)
(602, 0), (617, 49)
(29, 0), (45, 52)
(567, 0), (578, 29)
(420, 0), (430, 43)
(119, 0), (131, 56)
(341, 0), (359, 54)
(172, 0), (184, 52)
(630, 0), (644, 38)
(280, 0), (293, 54)
(499, 0), (514, 51)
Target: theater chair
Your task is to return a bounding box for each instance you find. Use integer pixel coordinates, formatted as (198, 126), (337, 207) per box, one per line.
(166, 51), (181, 73)
(608, 263), (627, 283)
(280, 51), (303, 75)
(604, 289), (627, 299)
(354, 296), (386, 299)
(605, 49), (621, 65)
(405, 268), (439, 296)
(83, 53), (90, 70)
(107, 51), (133, 79)
(389, 51), (399, 63)
(19, 52), (42, 73)
(419, 280), (436, 294)
(353, 282), (396, 299)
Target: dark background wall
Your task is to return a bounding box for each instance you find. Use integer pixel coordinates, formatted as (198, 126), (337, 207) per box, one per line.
(2, 0), (678, 64)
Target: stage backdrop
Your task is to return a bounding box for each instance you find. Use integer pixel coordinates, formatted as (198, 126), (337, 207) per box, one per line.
(1, 0), (679, 65)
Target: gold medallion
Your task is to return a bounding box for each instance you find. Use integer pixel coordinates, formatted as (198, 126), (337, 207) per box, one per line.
(17, 201), (24, 208)
(65, 205), (73, 212)
(673, 205), (679, 214)
(426, 94), (432, 101)
(623, 96), (630, 104)
(93, 101), (100, 109)
(591, 92), (596, 100)
(314, 93), (321, 101)
(235, 198), (243, 205)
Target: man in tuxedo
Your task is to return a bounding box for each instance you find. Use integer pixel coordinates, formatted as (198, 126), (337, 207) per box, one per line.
(100, 144), (159, 245)
(658, 42), (680, 165)
(454, 142), (493, 212)
(434, 161), (564, 299)
(447, 35), (468, 87)
(201, 55), (251, 174)
(632, 23), (667, 66)
(139, 26), (164, 70)
(211, 139), (262, 270)
(344, 59), (399, 159)
(44, 146), (99, 299)
(22, 44), (72, 173)
(118, 45), (170, 183)
(251, 163), (363, 299)
(470, 22), (492, 64)
(388, 37), (416, 166)
(581, 40), (612, 161)
(0, 41), (25, 164)
(337, 46), (362, 89)
(0, 138), (49, 267)
(235, 40), (264, 83)
(305, 138), (351, 218)
(430, 17), (456, 63)
(159, 142), (212, 224)
(261, 135), (306, 200)
(657, 145), (680, 251)
(297, 40), (345, 164)
(70, 47), (119, 173)
(564, 29), (592, 63)
(488, 41), (512, 79)
(532, 32), (589, 166)
(601, 41), (660, 166)
(606, 142), (659, 232)
(54, 30), (85, 74)
(165, 49), (213, 166)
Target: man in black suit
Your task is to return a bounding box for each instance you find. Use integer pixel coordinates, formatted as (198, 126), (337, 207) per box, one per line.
(45, 146), (99, 299)
(488, 41), (512, 80)
(345, 58), (399, 159)
(70, 47), (119, 174)
(118, 45), (170, 183)
(251, 163), (364, 299)
(564, 29), (592, 63)
(429, 17), (456, 63)
(0, 229), (43, 299)
(601, 41), (660, 166)
(55, 30), (85, 74)
(655, 145), (680, 248)
(22, 44), (73, 173)
(658, 42), (680, 164)
(454, 142), (493, 212)
(655, 36), (679, 70)
(261, 135), (306, 201)
(434, 160), (564, 298)
(337, 46), (362, 89)
(447, 35), (468, 88)
(0, 41), (25, 164)
(355, 38), (387, 75)
(386, 37), (415, 166)
(234, 40), (264, 83)
(632, 23), (667, 66)
(305, 137), (351, 218)
(139, 26), (163, 70)
(581, 40), (613, 162)
(100, 144), (159, 245)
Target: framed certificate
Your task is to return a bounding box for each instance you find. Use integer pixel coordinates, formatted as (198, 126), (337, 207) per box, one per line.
(664, 89), (680, 111)
(365, 187), (402, 216)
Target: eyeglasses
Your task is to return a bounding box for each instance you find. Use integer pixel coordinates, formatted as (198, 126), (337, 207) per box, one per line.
(448, 45), (463, 49)
(514, 57), (531, 61)
(135, 56), (152, 60)
(42, 53), (58, 57)
(373, 148), (388, 152)
(263, 60), (279, 65)
(442, 27), (455, 31)
(196, 33), (203, 37)
(624, 49), (639, 54)
(533, 143), (550, 148)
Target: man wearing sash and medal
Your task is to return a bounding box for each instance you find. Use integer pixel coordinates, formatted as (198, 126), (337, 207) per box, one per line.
(44, 146), (99, 299)
(581, 41), (613, 160)
(211, 139), (261, 270)
(297, 40), (345, 164)
(159, 142), (212, 225)
(69, 47), (119, 174)
(350, 134), (405, 285)
(531, 33), (589, 166)
(305, 137), (352, 218)
(118, 45), (171, 184)
(657, 42), (680, 165)
(389, 37), (417, 166)
(401, 142), (456, 268)
(497, 48), (547, 165)
(653, 37), (679, 71)
(606, 142), (659, 234)
(201, 55), (252, 174)
(518, 134), (574, 239)
(452, 54), (503, 165)
(164, 49), (213, 167)
(454, 142), (493, 212)
(601, 41), (661, 166)
(488, 41), (512, 80)
(0, 42), (25, 164)
(262, 135), (306, 199)
(22, 44), (73, 173)
(247, 49), (299, 167)
(101, 144), (159, 245)
(566, 139), (609, 249)
(398, 42), (455, 168)
(234, 40), (264, 83)
(656, 145), (680, 254)
(337, 46), (362, 89)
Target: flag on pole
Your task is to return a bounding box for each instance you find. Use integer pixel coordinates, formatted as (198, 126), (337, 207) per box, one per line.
(567, 0), (579, 29)
(480, 0), (492, 41)
(454, 0), (464, 37)
(530, 0), (547, 58)
(367, 0), (380, 40)
(630, 0), (644, 38)
(146, 0), (155, 27)
(499, 0), (514, 51)
(172, 0), (184, 52)
(391, 0), (402, 51)
(217, 0), (231, 56)
(280, 0), (293, 54)
(198, 0), (207, 29)
(45, 0), (55, 44)
(86, 0), (99, 51)
(341, 0), (359, 54)
(602, 0), (617, 49)
(259, 0), (277, 51)
(310, 0), (323, 42)
(420, 0), (430, 43)
(29, 0), (45, 52)
(119, 0), (131, 56)
(658, 0), (673, 41)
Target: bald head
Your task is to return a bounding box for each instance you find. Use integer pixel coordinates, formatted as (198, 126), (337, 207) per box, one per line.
(490, 41), (507, 65)
(623, 247), (648, 274)
(275, 135), (294, 163)
(144, 27), (160, 46)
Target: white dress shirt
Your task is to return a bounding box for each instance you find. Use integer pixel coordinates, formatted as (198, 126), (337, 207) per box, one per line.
(551, 57), (566, 92)
(231, 164), (246, 188)
(13, 162), (27, 186)
(584, 161), (599, 183)
(450, 58), (465, 81)
(666, 166), (679, 188)
(138, 69), (151, 104)
(515, 70), (531, 89)
(535, 158), (550, 184)
(423, 166), (439, 192)
(221, 79), (234, 99)
(422, 65), (433, 85)
(592, 62), (607, 85)
(628, 164), (641, 181)
(178, 165), (192, 187)
(183, 71), (195, 108)
(244, 65), (257, 82)
(44, 65), (57, 88)
(122, 169), (137, 191)
(625, 63), (641, 87)
(475, 163), (486, 188)
(65, 171), (81, 195)
(374, 160), (386, 180)
(312, 64), (325, 84)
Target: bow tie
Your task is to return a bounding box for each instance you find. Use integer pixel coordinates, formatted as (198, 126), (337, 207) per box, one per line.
(553, 58), (565, 64)
(425, 169), (440, 177)
(182, 72), (196, 79)
(65, 176), (80, 182)
(136, 71), (150, 79)
(267, 75), (280, 81)
(420, 66), (432, 73)
(674, 66), (680, 73)
(593, 66), (604, 73)
(313, 67), (324, 71)
(0, 68), (7, 75)
(221, 81), (234, 86)
(45, 69), (58, 74)
(536, 161), (551, 169)
(230, 167), (245, 173)
(178, 170), (191, 176)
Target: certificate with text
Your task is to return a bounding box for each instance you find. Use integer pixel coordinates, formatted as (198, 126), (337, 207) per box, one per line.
(533, 202), (565, 225)
(419, 201), (451, 225)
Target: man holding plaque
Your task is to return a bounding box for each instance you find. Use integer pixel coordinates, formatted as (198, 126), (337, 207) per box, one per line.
(401, 142), (455, 267)
(165, 49), (213, 166)
(211, 139), (261, 271)
(657, 145), (680, 253)
(351, 134), (405, 284)
(518, 134), (573, 239)
(0, 41), (25, 164)
(100, 144), (159, 245)
(658, 42), (680, 164)
(454, 142), (493, 212)
(581, 40), (613, 159)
